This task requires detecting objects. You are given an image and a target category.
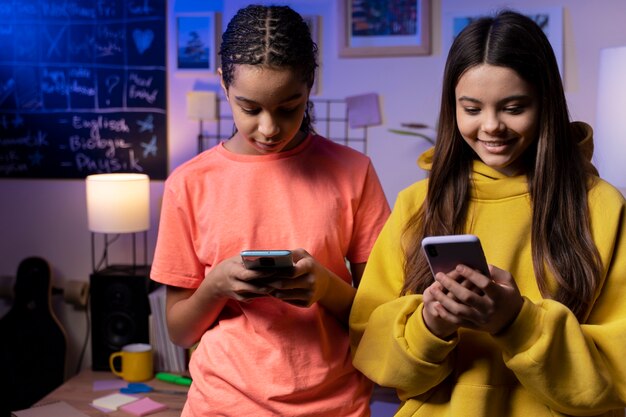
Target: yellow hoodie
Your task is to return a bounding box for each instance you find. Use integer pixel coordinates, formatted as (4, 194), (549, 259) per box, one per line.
(350, 123), (626, 416)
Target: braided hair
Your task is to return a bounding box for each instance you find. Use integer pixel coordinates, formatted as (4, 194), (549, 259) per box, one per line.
(220, 5), (318, 133)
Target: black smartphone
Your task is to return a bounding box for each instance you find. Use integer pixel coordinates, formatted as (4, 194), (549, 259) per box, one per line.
(421, 234), (490, 277)
(240, 250), (294, 270)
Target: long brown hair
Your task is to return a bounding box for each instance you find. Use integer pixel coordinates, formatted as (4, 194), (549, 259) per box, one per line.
(402, 11), (601, 321)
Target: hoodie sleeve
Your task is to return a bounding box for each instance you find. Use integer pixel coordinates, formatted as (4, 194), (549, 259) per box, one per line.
(493, 182), (626, 414)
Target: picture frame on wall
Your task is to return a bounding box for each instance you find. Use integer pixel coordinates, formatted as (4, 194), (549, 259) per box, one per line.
(176, 13), (221, 73)
(442, 7), (563, 76)
(339, 0), (431, 58)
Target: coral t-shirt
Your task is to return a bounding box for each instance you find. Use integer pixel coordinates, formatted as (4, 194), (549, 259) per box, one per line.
(151, 134), (390, 416)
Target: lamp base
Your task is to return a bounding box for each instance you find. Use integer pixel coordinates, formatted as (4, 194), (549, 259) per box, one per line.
(91, 231), (148, 273)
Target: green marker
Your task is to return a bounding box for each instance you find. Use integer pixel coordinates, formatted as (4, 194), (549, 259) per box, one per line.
(156, 372), (192, 387)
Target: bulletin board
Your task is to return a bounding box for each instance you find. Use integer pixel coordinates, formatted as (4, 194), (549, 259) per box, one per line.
(0, 0), (168, 180)
(199, 97), (371, 155)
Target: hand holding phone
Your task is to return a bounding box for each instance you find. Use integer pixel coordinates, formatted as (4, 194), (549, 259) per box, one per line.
(421, 234), (489, 277)
(421, 235), (524, 336)
(240, 249), (318, 307)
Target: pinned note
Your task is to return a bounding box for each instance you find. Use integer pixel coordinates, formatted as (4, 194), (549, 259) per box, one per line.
(187, 91), (217, 121)
(345, 93), (382, 128)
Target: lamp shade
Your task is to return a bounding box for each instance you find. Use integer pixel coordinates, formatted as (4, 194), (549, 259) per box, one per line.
(86, 173), (150, 233)
(595, 45), (626, 189)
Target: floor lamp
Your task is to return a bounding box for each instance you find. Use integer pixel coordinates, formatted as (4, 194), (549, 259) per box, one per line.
(85, 173), (150, 274)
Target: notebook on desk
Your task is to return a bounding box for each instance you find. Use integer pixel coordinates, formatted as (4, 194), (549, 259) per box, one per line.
(11, 401), (90, 417)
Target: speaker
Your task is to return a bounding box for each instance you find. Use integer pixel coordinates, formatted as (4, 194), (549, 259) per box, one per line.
(90, 266), (152, 371)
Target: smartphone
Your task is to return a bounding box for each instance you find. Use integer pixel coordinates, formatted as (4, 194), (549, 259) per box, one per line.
(421, 234), (490, 277)
(240, 250), (294, 270)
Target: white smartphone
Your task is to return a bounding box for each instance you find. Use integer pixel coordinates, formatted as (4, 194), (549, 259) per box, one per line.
(240, 250), (294, 270)
(421, 234), (490, 277)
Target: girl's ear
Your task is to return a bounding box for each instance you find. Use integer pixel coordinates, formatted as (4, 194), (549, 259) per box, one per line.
(218, 68), (229, 101)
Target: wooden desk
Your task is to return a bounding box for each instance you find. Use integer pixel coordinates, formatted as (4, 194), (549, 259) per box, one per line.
(33, 370), (187, 416)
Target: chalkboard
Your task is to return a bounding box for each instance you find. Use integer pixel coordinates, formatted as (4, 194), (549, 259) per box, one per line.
(0, 0), (168, 180)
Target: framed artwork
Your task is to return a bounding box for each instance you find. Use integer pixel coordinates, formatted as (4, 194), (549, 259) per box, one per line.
(339, 0), (431, 58)
(443, 8), (563, 75)
(302, 14), (321, 95)
(176, 13), (221, 73)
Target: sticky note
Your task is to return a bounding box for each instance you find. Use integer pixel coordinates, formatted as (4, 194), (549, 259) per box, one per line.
(91, 392), (139, 411)
(119, 397), (169, 416)
(92, 379), (127, 391)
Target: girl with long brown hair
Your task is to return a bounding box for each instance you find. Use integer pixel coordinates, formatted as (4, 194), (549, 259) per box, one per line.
(350, 10), (626, 417)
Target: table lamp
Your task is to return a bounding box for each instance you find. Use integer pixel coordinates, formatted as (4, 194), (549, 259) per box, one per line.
(86, 173), (150, 273)
(595, 45), (626, 190)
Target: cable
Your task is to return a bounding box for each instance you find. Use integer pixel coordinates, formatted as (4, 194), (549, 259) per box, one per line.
(95, 234), (121, 271)
(74, 295), (91, 375)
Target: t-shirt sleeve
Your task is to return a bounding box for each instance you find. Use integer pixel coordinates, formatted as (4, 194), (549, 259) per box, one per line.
(150, 179), (205, 288)
(346, 161), (391, 264)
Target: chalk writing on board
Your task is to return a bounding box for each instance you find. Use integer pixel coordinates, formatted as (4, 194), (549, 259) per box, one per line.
(0, 0), (167, 179)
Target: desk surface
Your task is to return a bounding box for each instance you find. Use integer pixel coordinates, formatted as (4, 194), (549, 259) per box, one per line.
(33, 370), (187, 416)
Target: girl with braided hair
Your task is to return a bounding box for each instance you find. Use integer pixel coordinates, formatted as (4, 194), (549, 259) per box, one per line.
(151, 5), (390, 416)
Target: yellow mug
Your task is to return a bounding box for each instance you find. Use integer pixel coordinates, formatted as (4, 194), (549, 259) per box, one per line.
(109, 343), (154, 382)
